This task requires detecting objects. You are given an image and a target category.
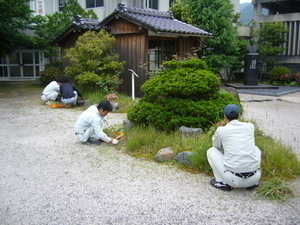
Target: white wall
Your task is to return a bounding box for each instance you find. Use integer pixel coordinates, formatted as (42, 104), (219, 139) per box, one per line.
(29, 0), (170, 19)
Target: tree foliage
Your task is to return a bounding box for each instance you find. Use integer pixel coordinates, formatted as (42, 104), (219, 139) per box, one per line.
(64, 30), (125, 92)
(32, 0), (97, 48)
(127, 58), (239, 132)
(254, 22), (288, 66)
(0, 0), (33, 56)
(171, 0), (245, 71)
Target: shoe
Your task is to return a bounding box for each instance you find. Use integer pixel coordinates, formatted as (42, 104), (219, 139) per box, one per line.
(87, 138), (102, 145)
(210, 179), (231, 191)
(246, 183), (259, 190)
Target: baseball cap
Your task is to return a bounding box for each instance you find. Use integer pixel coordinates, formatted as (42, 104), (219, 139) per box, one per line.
(224, 104), (241, 116)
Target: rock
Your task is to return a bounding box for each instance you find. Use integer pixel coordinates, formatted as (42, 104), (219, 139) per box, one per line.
(178, 126), (203, 136)
(175, 151), (194, 165)
(123, 119), (134, 130)
(110, 101), (119, 111)
(226, 87), (240, 102)
(77, 99), (92, 108)
(155, 147), (175, 162)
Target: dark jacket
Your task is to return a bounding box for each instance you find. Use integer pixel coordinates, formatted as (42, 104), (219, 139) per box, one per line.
(60, 83), (83, 99)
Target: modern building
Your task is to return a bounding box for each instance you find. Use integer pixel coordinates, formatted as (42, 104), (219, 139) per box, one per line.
(253, 0), (300, 72)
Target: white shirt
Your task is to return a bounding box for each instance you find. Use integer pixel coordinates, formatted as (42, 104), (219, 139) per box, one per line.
(212, 120), (261, 173)
(75, 105), (111, 143)
(42, 81), (60, 96)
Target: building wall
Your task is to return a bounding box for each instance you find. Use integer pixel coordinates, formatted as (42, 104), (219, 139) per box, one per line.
(253, 0), (300, 72)
(28, 0), (170, 19)
(105, 18), (148, 96)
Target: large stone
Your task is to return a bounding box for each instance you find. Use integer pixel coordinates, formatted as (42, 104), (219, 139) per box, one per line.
(226, 87), (240, 102)
(110, 101), (119, 111)
(155, 147), (175, 162)
(175, 151), (194, 165)
(178, 126), (203, 136)
(123, 119), (134, 130)
(77, 99), (92, 108)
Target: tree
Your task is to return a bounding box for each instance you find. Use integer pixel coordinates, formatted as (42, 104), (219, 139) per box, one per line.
(30, 0), (98, 65)
(0, 0), (33, 56)
(171, 0), (244, 73)
(254, 22), (288, 70)
(32, 0), (98, 47)
(64, 30), (125, 93)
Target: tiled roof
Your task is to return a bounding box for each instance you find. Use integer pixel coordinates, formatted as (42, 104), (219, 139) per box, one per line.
(101, 3), (211, 37)
(51, 16), (105, 46)
(71, 15), (104, 31)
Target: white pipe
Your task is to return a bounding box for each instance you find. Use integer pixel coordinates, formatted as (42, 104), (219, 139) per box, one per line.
(132, 73), (135, 101)
(128, 69), (139, 101)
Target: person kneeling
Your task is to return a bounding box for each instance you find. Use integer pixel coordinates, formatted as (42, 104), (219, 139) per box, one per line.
(207, 104), (261, 191)
(75, 100), (119, 145)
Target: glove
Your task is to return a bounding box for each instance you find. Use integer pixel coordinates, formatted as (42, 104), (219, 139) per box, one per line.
(111, 139), (119, 145)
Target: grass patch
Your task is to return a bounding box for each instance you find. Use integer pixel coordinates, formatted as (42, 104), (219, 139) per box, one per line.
(258, 178), (294, 201)
(79, 88), (137, 113)
(123, 125), (213, 173)
(121, 124), (300, 201)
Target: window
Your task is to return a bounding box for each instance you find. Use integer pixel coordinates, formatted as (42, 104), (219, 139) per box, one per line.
(59, 0), (68, 11)
(147, 0), (158, 10)
(86, 0), (103, 8)
(148, 40), (176, 70)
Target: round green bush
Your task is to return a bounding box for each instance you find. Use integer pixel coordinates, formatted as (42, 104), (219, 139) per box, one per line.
(269, 67), (292, 81)
(127, 58), (240, 132)
(141, 68), (220, 100)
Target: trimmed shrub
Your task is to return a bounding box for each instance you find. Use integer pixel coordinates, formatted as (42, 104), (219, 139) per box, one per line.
(127, 58), (240, 132)
(294, 72), (300, 83)
(269, 67), (292, 82)
(75, 71), (102, 90)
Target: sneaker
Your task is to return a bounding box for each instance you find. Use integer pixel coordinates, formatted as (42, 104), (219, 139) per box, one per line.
(246, 183), (259, 190)
(210, 179), (231, 191)
(87, 137), (102, 145)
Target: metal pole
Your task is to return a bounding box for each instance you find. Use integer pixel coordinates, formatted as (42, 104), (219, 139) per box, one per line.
(128, 69), (139, 101)
(132, 72), (135, 101)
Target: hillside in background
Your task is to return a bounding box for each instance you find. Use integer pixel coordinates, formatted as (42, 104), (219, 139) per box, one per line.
(239, 2), (253, 25)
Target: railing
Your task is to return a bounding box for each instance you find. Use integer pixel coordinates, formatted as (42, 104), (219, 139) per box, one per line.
(128, 69), (139, 101)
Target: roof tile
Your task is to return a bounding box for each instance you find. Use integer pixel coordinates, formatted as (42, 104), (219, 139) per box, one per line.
(104, 3), (212, 36)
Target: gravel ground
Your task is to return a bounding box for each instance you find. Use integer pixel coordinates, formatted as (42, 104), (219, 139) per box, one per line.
(0, 87), (300, 225)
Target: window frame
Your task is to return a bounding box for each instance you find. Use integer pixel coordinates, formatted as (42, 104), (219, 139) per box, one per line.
(148, 39), (176, 70)
(147, 0), (158, 10)
(86, 0), (104, 9)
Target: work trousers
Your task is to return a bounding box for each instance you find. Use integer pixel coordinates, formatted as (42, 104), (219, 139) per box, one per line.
(61, 91), (78, 105)
(41, 92), (58, 101)
(76, 126), (99, 143)
(207, 147), (261, 188)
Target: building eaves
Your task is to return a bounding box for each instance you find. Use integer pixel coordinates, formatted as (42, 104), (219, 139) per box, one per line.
(101, 3), (212, 37)
(51, 16), (105, 46)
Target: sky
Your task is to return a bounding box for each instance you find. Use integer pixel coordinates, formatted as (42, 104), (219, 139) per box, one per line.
(240, 0), (251, 3)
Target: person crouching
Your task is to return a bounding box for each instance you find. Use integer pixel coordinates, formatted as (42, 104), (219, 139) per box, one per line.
(75, 100), (119, 145)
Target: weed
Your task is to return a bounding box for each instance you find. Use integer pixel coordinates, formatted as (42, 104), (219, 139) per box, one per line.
(258, 178), (293, 201)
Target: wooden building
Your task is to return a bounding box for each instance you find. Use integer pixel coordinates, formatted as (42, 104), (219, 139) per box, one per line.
(52, 3), (211, 97)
